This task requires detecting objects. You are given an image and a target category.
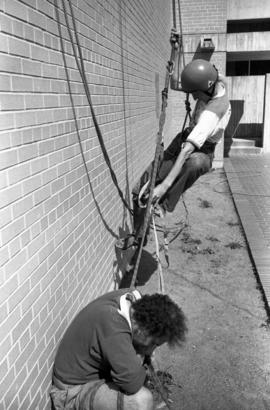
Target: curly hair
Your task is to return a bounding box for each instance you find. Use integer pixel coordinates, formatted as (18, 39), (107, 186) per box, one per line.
(132, 294), (187, 346)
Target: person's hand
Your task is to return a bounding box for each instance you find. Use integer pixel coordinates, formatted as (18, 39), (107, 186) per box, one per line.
(152, 183), (168, 203)
(136, 353), (145, 364)
(143, 351), (157, 367)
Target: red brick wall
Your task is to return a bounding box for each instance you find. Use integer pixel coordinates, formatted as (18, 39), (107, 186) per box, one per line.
(0, 0), (227, 408)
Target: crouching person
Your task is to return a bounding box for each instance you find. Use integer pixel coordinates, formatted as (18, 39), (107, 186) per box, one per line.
(50, 289), (187, 410)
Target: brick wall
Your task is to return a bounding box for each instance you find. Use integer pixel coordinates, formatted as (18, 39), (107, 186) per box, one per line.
(0, 0), (227, 408)
(0, 0), (173, 408)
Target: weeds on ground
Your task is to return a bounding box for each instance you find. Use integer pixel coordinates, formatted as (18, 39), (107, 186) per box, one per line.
(198, 198), (213, 208)
(199, 247), (215, 255)
(182, 231), (201, 245)
(260, 320), (270, 329)
(225, 242), (243, 249)
(180, 232), (201, 254)
(206, 235), (220, 242)
(145, 368), (182, 408)
(180, 232), (217, 255)
(227, 221), (239, 227)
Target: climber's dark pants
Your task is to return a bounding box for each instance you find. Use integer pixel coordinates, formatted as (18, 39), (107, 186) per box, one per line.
(132, 131), (215, 238)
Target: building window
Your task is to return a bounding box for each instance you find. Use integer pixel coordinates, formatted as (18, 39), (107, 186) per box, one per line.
(227, 18), (270, 33)
(226, 60), (270, 76)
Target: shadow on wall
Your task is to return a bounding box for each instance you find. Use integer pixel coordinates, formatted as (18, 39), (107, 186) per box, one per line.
(113, 222), (158, 289)
(192, 42), (214, 62)
(113, 1), (165, 290)
(116, 248), (157, 289)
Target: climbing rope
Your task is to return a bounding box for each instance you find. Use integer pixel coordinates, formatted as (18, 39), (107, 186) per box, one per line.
(55, 1), (120, 240)
(128, 3), (189, 405)
(130, 0), (195, 291)
(171, 0), (192, 132)
(56, 0), (133, 216)
(129, 30), (179, 291)
(151, 215), (165, 293)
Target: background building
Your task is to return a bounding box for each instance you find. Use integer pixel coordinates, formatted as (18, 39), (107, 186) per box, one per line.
(225, 0), (270, 154)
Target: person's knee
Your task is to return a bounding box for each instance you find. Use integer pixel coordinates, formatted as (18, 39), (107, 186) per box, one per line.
(130, 386), (154, 410)
(185, 153), (211, 174)
(93, 382), (153, 410)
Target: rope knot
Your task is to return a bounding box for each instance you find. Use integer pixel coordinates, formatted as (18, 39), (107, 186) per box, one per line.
(162, 88), (168, 100)
(167, 61), (174, 75)
(185, 99), (191, 112)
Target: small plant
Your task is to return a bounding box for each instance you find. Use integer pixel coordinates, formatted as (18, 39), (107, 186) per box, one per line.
(198, 198), (213, 208)
(182, 231), (201, 245)
(199, 247), (215, 255)
(260, 321), (270, 329)
(145, 369), (182, 408)
(183, 246), (200, 255)
(227, 221), (239, 227)
(225, 242), (243, 249)
(206, 236), (220, 242)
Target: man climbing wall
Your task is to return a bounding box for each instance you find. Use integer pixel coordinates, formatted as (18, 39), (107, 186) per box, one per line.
(121, 59), (231, 250)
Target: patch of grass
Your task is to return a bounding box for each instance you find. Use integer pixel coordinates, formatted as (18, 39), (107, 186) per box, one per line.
(206, 236), (220, 242)
(181, 233), (216, 256)
(182, 232), (201, 245)
(260, 321), (270, 330)
(226, 221), (239, 227)
(199, 247), (215, 255)
(182, 246), (199, 255)
(146, 369), (181, 407)
(225, 242), (243, 249)
(198, 198), (213, 208)
(181, 246), (215, 256)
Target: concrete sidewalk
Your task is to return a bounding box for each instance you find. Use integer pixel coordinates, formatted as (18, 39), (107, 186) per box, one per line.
(224, 154), (270, 310)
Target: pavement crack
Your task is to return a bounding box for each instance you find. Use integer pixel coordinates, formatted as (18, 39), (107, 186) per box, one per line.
(167, 268), (265, 320)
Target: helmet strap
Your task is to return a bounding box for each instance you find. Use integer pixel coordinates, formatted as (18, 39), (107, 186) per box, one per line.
(205, 82), (217, 98)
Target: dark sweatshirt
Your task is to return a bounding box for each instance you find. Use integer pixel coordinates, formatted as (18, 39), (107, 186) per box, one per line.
(53, 289), (146, 394)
